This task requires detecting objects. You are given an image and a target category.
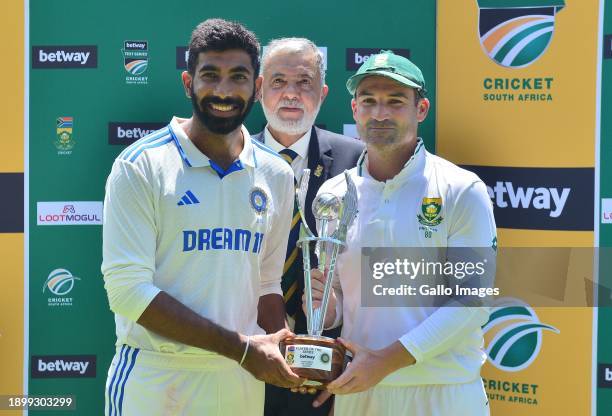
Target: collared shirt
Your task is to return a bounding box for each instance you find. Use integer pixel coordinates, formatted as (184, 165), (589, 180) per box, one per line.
(319, 138), (497, 386)
(102, 116), (295, 356)
(263, 126), (311, 182)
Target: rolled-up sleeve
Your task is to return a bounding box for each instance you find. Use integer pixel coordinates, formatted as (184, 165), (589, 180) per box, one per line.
(101, 159), (161, 322)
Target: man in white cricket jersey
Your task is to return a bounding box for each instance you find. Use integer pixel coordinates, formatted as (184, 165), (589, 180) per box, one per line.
(309, 51), (497, 415)
(101, 19), (303, 415)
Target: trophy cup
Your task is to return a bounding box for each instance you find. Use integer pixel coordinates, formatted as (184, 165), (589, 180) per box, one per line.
(280, 170), (358, 388)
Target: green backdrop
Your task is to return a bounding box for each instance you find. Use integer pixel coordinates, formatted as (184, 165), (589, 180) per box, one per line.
(28, 1), (436, 414)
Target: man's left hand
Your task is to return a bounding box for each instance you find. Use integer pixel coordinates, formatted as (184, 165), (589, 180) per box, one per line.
(326, 338), (392, 395)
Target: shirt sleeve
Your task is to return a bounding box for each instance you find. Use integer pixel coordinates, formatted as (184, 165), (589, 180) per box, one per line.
(258, 171), (295, 297)
(101, 159), (161, 322)
(399, 180), (497, 363)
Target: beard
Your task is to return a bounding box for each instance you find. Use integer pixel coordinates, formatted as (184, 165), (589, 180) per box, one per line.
(190, 87), (255, 135)
(262, 98), (321, 136)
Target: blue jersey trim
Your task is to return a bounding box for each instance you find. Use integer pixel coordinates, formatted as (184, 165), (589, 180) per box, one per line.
(119, 127), (170, 161)
(209, 159), (244, 179)
(168, 125), (193, 167)
(128, 138), (174, 163)
(251, 138), (284, 160)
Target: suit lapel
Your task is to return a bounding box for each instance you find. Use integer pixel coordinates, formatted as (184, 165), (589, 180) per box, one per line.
(305, 127), (333, 234)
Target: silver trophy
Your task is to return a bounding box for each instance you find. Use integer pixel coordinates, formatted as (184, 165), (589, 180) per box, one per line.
(281, 170), (358, 387)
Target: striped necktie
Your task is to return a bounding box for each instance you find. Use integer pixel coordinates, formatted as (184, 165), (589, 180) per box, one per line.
(278, 148), (301, 318)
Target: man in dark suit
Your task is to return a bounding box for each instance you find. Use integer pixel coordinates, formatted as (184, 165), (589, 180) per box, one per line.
(253, 37), (364, 416)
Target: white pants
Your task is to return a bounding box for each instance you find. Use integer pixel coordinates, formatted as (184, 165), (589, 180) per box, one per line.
(105, 345), (264, 416)
(335, 379), (490, 416)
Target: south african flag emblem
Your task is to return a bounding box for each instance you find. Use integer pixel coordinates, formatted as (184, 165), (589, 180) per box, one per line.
(477, 0), (565, 68)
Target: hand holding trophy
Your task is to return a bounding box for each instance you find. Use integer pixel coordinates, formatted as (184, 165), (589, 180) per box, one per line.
(280, 169), (358, 389)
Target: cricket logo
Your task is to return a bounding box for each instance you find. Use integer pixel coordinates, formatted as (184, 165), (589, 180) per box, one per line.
(417, 197), (443, 226)
(43, 268), (80, 296)
(55, 117), (75, 153)
(477, 0), (565, 68)
(483, 298), (559, 372)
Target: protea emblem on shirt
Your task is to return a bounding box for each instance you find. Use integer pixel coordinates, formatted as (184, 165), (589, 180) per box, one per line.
(477, 0), (565, 68)
(417, 197), (443, 226)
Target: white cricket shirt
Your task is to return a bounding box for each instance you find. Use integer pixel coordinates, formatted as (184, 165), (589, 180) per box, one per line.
(319, 139), (497, 386)
(102, 117), (294, 355)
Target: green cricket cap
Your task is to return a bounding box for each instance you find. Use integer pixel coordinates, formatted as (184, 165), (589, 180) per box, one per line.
(346, 50), (426, 95)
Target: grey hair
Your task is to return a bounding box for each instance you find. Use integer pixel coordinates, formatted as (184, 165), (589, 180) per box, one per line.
(260, 37), (326, 87)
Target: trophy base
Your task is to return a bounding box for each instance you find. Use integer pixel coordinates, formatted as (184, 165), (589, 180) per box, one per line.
(280, 335), (346, 389)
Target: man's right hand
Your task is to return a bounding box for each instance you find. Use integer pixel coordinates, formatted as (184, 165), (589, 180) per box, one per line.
(302, 269), (337, 328)
(241, 328), (304, 388)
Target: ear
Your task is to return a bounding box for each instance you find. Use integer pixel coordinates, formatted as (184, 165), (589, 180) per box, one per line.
(416, 97), (430, 123)
(320, 84), (329, 103)
(351, 98), (358, 121)
(181, 71), (193, 98)
(254, 75), (263, 102)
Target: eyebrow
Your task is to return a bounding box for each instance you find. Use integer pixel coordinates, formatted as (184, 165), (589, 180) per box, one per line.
(198, 65), (251, 74)
(357, 90), (410, 99)
(269, 72), (314, 79)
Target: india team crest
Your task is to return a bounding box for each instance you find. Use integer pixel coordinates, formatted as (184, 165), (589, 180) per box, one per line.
(417, 197), (443, 226)
(249, 187), (268, 215)
(477, 0), (565, 68)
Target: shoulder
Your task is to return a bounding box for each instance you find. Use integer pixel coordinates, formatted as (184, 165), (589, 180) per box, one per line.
(426, 152), (492, 212)
(427, 151), (483, 190)
(116, 126), (174, 166)
(249, 137), (293, 177)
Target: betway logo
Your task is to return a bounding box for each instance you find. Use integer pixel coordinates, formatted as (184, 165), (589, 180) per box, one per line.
(487, 182), (570, 218)
(32, 46), (97, 69)
(461, 165), (593, 231)
(345, 48), (410, 70)
(599, 364), (612, 388)
(125, 41), (147, 50)
(31, 355), (96, 378)
(108, 122), (165, 145)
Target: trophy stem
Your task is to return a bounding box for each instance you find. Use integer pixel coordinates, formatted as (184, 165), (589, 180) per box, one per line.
(315, 243), (340, 335)
(300, 234), (314, 335)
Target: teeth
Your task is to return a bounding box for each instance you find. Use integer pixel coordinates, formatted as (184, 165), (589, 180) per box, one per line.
(211, 103), (233, 112)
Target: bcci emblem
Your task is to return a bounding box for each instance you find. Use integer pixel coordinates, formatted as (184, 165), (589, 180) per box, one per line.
(249, 187), (268, 215)
(55, 117), (75, 155)
(123, 40), (149, 84)
(477, 0), (565, 68)
(417, 197), (443, 226)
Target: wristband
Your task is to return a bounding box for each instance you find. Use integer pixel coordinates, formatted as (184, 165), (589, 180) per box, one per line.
(239, 336), (250, 366)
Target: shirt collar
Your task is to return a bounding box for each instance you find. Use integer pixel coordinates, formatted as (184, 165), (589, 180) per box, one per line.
(169, 116), (256, 168)
(357, 138), (426, 182)
(263, 125), (311, 160)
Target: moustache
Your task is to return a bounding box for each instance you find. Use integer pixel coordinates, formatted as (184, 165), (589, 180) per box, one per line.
(276, 99), (304, 111)
(366, 120), (397, 129)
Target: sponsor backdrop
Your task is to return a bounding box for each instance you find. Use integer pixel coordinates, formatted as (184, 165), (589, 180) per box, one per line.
(17, 0), (609, 414)
(0, 0), (24, 414)
(27, 0), (435, 414)
(598, 0), (612, 413)
(438, 0), (600, 415)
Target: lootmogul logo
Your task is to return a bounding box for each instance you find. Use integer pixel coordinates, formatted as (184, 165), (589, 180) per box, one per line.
(483, 298), (559, 372)
(37, 201), (103, 225)
(123, 40), (148, 85)
(43, 268), (80, 307)
(477, 0), (565, 68)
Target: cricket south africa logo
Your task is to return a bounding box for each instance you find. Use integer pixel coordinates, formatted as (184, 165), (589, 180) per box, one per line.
(483, 298), (559, 372)
(122, 40), (149, 84)
(55, 117), (74, 155)
(477, 0), (565, 68)
(417, 197), (443, 226)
